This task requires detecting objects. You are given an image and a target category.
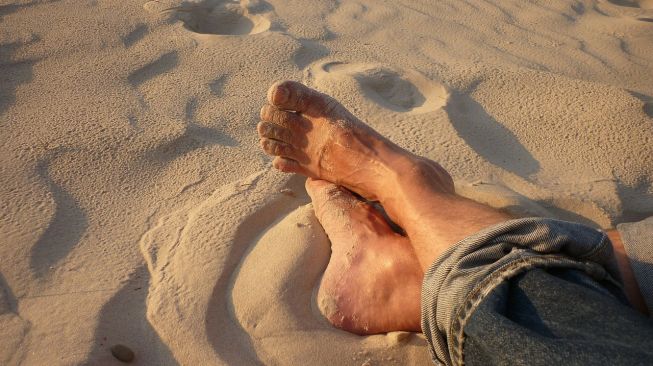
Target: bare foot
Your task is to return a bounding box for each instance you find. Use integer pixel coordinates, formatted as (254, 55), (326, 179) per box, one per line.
(258, 80), (454, 201)
(259, 81), (511, 271)
(306, 178), (422, 334)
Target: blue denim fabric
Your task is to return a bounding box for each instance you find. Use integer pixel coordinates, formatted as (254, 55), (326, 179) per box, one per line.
(421, 218), (652, 365)
(463, 267), (653, 365)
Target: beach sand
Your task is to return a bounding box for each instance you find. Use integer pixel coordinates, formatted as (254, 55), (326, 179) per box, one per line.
(1, 0), (652, 364)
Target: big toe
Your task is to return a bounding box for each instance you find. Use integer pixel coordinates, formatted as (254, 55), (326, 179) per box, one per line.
(267, 80), (335, 115)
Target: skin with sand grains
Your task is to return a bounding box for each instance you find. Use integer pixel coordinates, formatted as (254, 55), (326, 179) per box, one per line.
(258, 81), (512, 333)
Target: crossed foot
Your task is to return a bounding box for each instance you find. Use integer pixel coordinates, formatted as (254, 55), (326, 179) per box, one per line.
(306, 178), (422, 333)
(258, 81), (511, 334)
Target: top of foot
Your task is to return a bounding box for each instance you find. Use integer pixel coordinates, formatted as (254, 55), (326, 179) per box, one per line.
(258, 81), (409, 200)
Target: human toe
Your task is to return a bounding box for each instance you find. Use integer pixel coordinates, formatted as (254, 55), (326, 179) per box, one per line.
(257, 121), (293, 144)
(259, 104), (308, 130)
(272, 156), (303, 174)
(260, 138), (303, 161)
(266, 80), (336, 115)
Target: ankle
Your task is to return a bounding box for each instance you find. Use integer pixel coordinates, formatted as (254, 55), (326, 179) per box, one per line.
(411, 197), (512, 269)
(377, 157), (512, 269)
(372, 157), (450, 229)
(380, 154), (455, 203)
(346, 140), (425, 201)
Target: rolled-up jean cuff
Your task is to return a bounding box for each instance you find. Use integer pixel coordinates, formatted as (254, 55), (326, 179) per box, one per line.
(420, 217), (623, 366)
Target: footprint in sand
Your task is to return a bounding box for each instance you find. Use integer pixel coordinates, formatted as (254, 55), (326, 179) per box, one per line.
(31, 153), (88, 276)
(628, 91), (653, 118)
(645, 102), (653, 117)
(607, 0), (653, 9)
(604, 0), (653, 23)
(122, 23), (148, 48)
(310, 61), (448, 114)
(144, 99), (238, 163)
(145, 0), (271, 36)
(127, 51), (178, 86)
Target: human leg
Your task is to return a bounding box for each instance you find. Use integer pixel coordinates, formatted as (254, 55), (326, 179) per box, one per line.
(463, 268), (653, 366)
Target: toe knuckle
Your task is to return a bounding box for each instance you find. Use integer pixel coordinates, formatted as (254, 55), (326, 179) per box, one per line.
(265, 125), (276, 137)
(282, 129), (294, 142)
(269, 127), (282, 140)
(281, 144), (293, 156)
(271, 109), (285, 124)
(279, 112), (293, 126)
(274, 111), (285, 124)
(265, 140), (278, 154)
(276, 129), (288, 142)
(272, 143), (284, 155)
(266, 141), (276, 154)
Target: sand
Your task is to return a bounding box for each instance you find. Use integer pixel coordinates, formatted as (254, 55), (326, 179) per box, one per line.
(0, 0), (652, 364)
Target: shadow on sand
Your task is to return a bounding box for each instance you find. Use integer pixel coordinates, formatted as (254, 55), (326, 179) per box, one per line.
(445, 92), (540, 178)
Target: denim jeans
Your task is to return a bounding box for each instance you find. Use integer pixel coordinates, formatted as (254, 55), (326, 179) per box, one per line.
(464, 267), (653, 365)
(420, 218), (653, 365)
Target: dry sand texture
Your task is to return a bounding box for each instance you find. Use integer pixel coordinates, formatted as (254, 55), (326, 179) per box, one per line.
(1, 0), (652, 364)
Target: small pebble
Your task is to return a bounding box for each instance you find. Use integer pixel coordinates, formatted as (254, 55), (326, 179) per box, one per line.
(110, 344), (135, 363)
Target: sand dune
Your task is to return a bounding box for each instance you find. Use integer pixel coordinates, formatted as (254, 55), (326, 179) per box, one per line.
(1, 0), (652, 364)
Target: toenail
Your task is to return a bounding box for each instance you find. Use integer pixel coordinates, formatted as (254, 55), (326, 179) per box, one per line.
(273, 85), (289, 104)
